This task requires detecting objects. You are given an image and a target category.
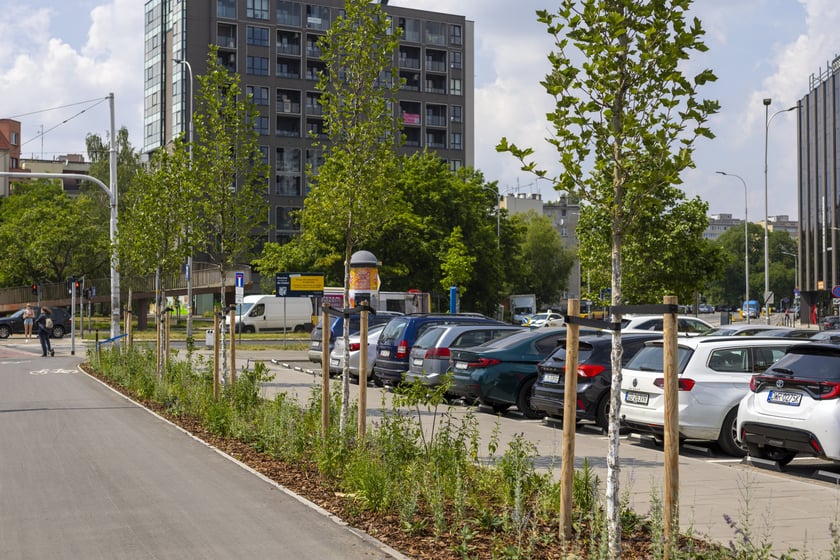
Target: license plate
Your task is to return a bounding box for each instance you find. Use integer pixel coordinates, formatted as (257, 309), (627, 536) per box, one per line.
(542, 373), (560, 384)
(412, 358), (424, 366)
(310, 342), (320, 350)
(625, 391), (649, 405)
(454, 361), (469, 370)
(767, 390), (802, 406)
(379, 349), (390, 358)
(330, 358), (339, 367)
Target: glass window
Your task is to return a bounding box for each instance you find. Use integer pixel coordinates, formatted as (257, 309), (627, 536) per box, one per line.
(450, 24), (462, 45)
(398, 17), (420, 42)
(277, 1), (301, 26)
(306, 5), (330, 30)
(254, 115), (269, 135)
(247, 85), (269, 106)
(450, 51), (462, 69)
(450, 132), (462, 150)
(247, 56), (269, 76)
(217, 0), (236, 19)
(708, 349), (749, 373)
(450, 78), (462, 95)
(276, 206), (301, 229)
(247, 0), (269, 20)
(451, 105), (462, 123)
(448, 160), (462, 172)
(425, 21), (446, 45)
(247, 26), (270, 46)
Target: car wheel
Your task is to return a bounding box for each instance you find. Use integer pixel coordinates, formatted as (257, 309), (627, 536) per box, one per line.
(746, 443), (796, 466)
(595, 395), (610, 431)
(717, 409), (747, 458)
(516, 378), (546, 419)
(51, 325), (66, 339)
(245, 325), (256, 334)
(0, 325), (10, 339)
(490, 403), (511, 414)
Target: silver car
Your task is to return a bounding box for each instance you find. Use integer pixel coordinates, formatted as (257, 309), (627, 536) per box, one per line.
(329, 324), (386, 383)
(404, 324), (524, 387)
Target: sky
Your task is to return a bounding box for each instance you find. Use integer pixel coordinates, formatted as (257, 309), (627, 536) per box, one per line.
(0, 0), (834, 221)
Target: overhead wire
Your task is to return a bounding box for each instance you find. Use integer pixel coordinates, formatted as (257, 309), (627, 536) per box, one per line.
(7, 96), (110, 149)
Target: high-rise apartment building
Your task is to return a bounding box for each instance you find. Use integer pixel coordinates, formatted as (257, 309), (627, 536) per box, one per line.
(143, 0), (474, 244)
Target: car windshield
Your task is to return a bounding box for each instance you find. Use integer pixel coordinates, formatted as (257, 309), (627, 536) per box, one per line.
(624, 343), (693, 373)
(768, 348), (840, 380)
(703, 328), (736, 336)
(413, 326), (447, 349)
(236, 302), (255, 316)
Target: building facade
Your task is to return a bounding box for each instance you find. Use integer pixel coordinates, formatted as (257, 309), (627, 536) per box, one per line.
(0, 119), (23, 197)
(799, 55), (840, 294)
(143, 0), (474, 244)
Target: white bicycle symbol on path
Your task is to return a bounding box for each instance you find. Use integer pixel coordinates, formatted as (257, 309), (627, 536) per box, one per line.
(29, 369), (77, 376)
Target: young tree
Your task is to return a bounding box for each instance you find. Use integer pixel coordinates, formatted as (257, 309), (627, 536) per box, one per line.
(439, 226), (475, 296)
(498, 2), (718, 555)
(191, 46), (269, 314)
(302, 0), (403, 431)
(518, 211), (577, 308)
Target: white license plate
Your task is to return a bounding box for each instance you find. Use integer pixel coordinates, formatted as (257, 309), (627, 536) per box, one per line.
(542, 373), (560, 384)
(454, 361), (469, 370)
(412, 358), (424, 366)
(310, 342), (320, 350)
(379, 349), (390, 358)
(767, 390), (802, 406)
(625, 391), (649, 405)
(330, 358), (339, 367)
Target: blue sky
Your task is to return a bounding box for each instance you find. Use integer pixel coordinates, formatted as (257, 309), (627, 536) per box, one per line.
(0, 0), (830, 221)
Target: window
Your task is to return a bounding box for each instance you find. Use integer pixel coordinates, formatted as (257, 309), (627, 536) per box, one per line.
(450, 51), (462, 69)
(247, 26), (269, 46)
(450, 78), (462, 95)
(450, 24), (462, 45)
(398, 17), (421, 42)
(425, 21), (446, 45)
(276, 206), (301, 229)
(258, 146), (269, 165)
(306, 5), (330, 30)
(450, 132), (462, 150)
(247, 85), (269, 106)
(708, 349), (749, 373)
(9, 131), (19, 145)
(276, 147), (301, 172)
(217, 0), (236, 19)
(254, 115), (269, 135)
(247, 56), (269, 76)
(451, 105), (462, 123)
(449, 160), (462, 172)
(246, 0), (269, 20)
(277, 1), (301, 26)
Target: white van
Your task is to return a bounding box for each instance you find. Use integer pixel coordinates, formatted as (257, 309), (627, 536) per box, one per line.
(227, 295), (313, 333)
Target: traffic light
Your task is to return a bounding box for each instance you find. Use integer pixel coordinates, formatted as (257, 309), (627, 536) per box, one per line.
(31, 283), (38, 295)
(74, 280), (81, 294)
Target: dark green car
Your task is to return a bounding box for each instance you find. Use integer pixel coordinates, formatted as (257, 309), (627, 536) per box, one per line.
(448, 327), (600, 418)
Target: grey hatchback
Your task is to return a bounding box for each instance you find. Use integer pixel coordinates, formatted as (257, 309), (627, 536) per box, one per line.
(404, 324), (524, 387)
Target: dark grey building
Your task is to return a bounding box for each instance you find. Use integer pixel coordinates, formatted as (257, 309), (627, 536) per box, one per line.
(799, 56), (840, 295)
(143, 0), (474, 243)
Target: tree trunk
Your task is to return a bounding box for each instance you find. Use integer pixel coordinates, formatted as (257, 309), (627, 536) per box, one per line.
(339, 247), (351, 434)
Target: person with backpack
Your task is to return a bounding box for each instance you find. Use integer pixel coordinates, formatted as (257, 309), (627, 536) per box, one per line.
(35, 307), (54, 357)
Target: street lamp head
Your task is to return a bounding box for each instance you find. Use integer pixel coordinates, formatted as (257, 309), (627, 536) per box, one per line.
(763, 98), (772, 106)
(715, 171), (726, 176)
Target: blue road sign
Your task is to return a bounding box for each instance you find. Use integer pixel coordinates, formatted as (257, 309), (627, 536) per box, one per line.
(235, 272), (245, 288)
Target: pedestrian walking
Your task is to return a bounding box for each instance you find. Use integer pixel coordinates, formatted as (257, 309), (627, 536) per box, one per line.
(35, 306), (54, 357)
(23, 304), (35, 342)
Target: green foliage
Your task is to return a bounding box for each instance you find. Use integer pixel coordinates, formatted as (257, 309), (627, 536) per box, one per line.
(439, 226), (476, 294)
(0, 180), (110, 286)
(517, 211), (576, 307)
(191, 45), (269, 299)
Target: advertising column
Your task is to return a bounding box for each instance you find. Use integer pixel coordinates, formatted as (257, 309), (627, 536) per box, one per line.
(349, 250), (379, 308)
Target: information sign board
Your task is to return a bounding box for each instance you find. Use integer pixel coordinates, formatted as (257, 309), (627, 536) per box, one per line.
(275, 272), (325, 297)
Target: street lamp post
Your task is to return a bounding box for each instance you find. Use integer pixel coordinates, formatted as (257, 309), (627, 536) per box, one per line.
(716, 171), (750, 324)
(175, 58), (195, 338)
(763, 98), (799, 324)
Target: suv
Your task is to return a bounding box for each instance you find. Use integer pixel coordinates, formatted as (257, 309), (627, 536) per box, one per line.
(531, 332), (662, 429)
(374, 313), (504, 386)
(0, 306), (72, 339)
(620, 337), (793, 457)
(738, 343), (840, 466)
(308, 311), (402, 363)
(404, 324), (524, 387)
(621, 314), (713, 335)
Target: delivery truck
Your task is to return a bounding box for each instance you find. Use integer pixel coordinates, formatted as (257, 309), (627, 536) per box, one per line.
(226, 294), (313, 333)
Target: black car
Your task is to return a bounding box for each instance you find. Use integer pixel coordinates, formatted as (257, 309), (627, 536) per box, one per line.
(0, 306), (72, 338)
(531, 332), (661, 429)
(823, 316), (840, 330)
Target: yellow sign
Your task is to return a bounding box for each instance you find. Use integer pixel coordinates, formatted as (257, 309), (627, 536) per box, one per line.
(290, 274), (325, 291)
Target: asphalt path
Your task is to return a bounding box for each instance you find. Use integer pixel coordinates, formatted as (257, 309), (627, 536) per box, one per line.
(0, 340), (404, 560)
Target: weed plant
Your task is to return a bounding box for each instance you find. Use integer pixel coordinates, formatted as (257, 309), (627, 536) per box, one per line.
(88, 345), (840, 559)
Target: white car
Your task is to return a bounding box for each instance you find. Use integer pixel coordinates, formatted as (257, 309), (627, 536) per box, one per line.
(620, 337), (793, 456)
(738, 343), (840, 466)
(523, 311), (565, 328)
(329, 324), (386, 384)
(620, 314), (713, 336)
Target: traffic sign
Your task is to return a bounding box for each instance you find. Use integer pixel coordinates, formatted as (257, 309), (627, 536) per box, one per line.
(235, 271), (244, 304)
(832, 285), (840, 299)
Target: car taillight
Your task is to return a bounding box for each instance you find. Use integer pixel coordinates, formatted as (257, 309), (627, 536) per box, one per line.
(348, 342), (360, 352)
(813, 381), (840, 400)
(577, 364), (606, 378)
(653, 378), (695, 391)
(425, 347), (451, 359)
(396, 340), (409, 359)
(469, 357), (501, 368)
